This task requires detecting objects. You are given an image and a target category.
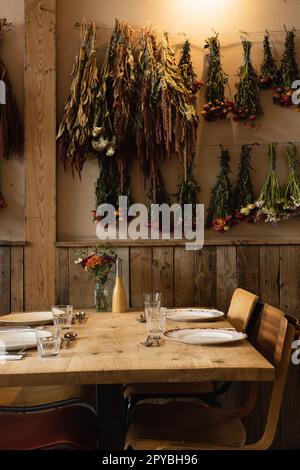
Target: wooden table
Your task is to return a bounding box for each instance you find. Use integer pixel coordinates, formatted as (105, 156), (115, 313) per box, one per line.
(0, 311), (275, 449)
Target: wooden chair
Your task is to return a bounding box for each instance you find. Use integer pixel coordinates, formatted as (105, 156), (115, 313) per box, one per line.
(124, 304), (295, 450)
(124, 288), (259, 404)
(0, 401), (98, 450)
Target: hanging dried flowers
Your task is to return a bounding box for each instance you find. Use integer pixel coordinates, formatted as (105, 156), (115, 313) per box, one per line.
(259, 32), (278, 89)
(273, 28), (299, 107)
(177, 156), (200, 223)
(147, 162), (169, 209)
(207, 146), (233, 232)
(255, 143), (284, 223)
(179, 39), (204, 96)
(57, 18), (99, 176)
(0, 162), (6, 209)
(282, 143), (300, 216)
(234, 37), (263, 125)
(202, 35), (234, 122)
(234, 144), (257, 222)
(92, 19), (136, 195)
(0, 19), (23, 160)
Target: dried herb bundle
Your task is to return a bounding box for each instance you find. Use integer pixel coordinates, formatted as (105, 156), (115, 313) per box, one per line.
(179, 40), (203, 95)
(57, 18), (99, 175)
(259, 32), (278, 89)
(274, 28), (299, 106)
(255, 143), (283, 223)
(156, 34), (199, 171)
(147, 163), (169, 209)
(177, 156), (200, 221)
(234, 38), (262, 124)
(0, 163), (6, 209)
(0, 19), (23, 160)
(92, 19), (136, 194)
(283, 143), (300, 213)
(207, 147), (233, 231)
(234, 144), (257, 221)
(202, 35), (234, 121)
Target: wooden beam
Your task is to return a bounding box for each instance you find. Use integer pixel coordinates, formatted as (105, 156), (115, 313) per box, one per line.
(24, 0), (56, 310)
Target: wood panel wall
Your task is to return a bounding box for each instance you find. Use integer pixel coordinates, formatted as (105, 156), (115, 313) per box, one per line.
(0, 242), (300, 449)
(24, 0), (56, 311)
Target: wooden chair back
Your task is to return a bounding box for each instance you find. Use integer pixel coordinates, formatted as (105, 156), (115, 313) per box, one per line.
(245, 304), (295, 450)
(227, 288), (259, 332)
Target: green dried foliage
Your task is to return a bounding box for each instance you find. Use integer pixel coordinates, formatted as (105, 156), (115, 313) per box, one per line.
(204, 35), (229, 102)
(57, 19), (99, 175)
(235, 39), (262, 121)
(234, 144), (255, 210)
(283, 143), (300, 211)
(207, 147), (233, 228)
(179, 39), (200, 94)
(278, 28), (299, 88)
(255, 143), (283, 223)
(177, 156), (200, 217)
(147, 163), (169, 209)
(259, 32), (278, 89)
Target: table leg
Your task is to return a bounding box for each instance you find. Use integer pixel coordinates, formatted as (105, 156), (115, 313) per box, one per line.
(96, 384), (126, 450)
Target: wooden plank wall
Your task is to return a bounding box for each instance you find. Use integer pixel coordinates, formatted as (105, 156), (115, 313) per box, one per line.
(24, 0), (56, 311)
(0, 246), (24, 314)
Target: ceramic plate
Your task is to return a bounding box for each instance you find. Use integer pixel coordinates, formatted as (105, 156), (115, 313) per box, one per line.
(0, 312), (53, 327)
(164, 328), (247, 345)
(0, 330), (50, 352)
(166, 308), (224, 322)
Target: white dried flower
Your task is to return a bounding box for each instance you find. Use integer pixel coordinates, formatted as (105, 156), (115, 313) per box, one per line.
(92, 127), (103, 138)
(106, 147), (115, 157)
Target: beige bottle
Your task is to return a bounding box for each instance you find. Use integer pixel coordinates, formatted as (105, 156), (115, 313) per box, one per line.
(112, 258), (127, 313)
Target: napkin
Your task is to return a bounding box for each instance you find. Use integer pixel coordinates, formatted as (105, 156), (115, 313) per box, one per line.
(0, 354), (23, 361)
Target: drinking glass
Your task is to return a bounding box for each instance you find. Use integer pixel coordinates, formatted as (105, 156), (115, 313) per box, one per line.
(142, 293), (162, 323)
(52, 305), (73, 330)
(35, 326), (61, 358)
(146, 307), (167, 342)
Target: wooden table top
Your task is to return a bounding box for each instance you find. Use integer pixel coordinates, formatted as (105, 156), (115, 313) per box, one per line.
(0, 311), (275, 387)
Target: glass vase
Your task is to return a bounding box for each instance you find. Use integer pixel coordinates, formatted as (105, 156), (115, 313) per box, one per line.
(94, 281), (109, 312)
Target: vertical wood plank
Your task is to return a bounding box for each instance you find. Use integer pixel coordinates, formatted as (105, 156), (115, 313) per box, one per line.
(216, 247), (237, 312)
(130, 248), (152, 308)
(10, 246), (24, 312)
(174, 247), (195, 307)
(56, 248), (69, 305)
(24, 0), (56, 310)
(195, 247), (216, 307)
(152, 247), (174, 308)
(0, 247), (10, 315)
(280, 246), (300, 319)
(69, 248), (94, 309)
(237, 246), (259, 295)
(259, 246), (280, 307)
(117, 247), (130, 308)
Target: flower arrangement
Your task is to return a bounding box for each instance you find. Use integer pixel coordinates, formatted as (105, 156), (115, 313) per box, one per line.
(255, 143), (284, 223)
(234, 144), (257, 222)
(234, 37), (263, 125)
(201, 34), (234, 122)
(207, 147), (233, 232)
(75, 246), (117, 284)
(283, 143), (300, 215)
(273, 28), (299, 107)
(259, 32), (278, 89)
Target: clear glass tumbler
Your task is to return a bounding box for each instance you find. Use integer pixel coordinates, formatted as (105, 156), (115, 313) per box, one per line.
(146, 307), (167, 341)
(35, 326), (61, 358)
(52, 305), (73, 330)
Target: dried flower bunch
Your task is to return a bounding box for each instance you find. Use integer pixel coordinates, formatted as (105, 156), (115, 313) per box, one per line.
(57, 18), (99, 175)
(255, 143), (283, 223)
(274, 28), (299, 107)
(283, 143), (300, 215)
(177, 155), (200, 222)
(235, 144), (257, 222)
(234, 38), (263, 125)
(75, 246), (117, 284)
(179, 39), (204, 96)
(92, 19), (136, 194)
(202, 34), (234, 121)
(259, 32), (278, 89)
(207, 146), (233, 232)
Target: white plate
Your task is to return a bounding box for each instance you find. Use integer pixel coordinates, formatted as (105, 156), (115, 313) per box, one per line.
(0, 312), (53, 327)
(166, 308), (224, 322)
(164, 328), (247, 345)
(0, 330), (50, 352)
